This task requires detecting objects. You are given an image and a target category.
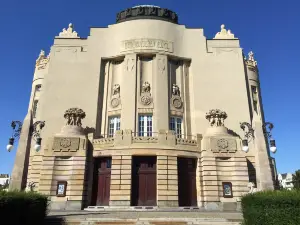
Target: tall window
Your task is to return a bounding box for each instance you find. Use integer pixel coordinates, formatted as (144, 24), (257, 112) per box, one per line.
(139, 115), (153, 136)
(251, 86), (258, 113)
(33, 100), (38, 118)
(170, 117), (182, 137)
(108, 116), (120, 137)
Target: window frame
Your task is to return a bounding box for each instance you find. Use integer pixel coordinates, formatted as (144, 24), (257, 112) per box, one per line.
(138, 114), (153, 137)
(170, 116), (183, 138)
(108, 116), (121, 137)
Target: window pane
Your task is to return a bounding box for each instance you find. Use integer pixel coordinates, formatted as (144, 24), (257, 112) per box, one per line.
(170, 117), (175, 131)
(139, 116), (144, 136)
(147, 116), (152, 136)
(176, 118), (182, 138)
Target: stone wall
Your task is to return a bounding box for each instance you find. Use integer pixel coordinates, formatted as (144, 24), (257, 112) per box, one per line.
(157, 155), (178, 207)
(110, 155), (132, 206)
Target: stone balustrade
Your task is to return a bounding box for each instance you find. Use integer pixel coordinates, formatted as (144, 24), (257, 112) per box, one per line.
(93, 130), (202, 150)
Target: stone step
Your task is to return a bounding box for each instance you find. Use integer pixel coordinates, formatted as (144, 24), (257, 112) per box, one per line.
(45, 218), (241, 225)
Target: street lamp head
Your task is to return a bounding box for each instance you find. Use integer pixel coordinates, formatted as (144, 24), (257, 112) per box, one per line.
(6, 138), (14, 152)
(270, 139), (277, 153)
(242, 139), (249, 153)
(34, 137), (42, 152)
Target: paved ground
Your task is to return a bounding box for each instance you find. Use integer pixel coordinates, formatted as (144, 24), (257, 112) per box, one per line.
(46, 211), (243, 225)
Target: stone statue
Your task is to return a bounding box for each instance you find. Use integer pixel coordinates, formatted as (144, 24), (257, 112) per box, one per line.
(214, 24), (236, 39)
(64, 108), (86, 127)
(205, 109), (228, 127)
(248, 182), (258, 193)
(142, 81), (151, 93)
(112, 84), (120, 96)
(245, 51), (258, 67)
(172, 84), (180, 96)
(58, 23), (79, 38)
(35, 50), (50, 70)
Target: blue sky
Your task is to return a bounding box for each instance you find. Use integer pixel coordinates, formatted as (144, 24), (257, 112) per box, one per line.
(0, 0), (299, 174)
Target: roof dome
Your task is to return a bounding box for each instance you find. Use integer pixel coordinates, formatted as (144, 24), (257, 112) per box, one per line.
(116, 6), (178, 24)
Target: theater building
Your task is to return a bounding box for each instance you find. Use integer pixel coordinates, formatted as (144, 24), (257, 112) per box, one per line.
(9, 5), (277, 210)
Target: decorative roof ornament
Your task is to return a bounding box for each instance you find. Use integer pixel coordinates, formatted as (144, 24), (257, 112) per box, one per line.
(64, 108), (86, 127)
(245, 51), (258, 70)
(205, 109), (228, 127)
(58, 23), (79, 38)
(214, 24), (237, 39)
(35, 49), (50, 71)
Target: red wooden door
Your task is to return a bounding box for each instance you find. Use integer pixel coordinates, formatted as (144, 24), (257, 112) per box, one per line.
(178, 158), (197, 206)
(132, 156), (157, 206)
(96, 158), (111, 206)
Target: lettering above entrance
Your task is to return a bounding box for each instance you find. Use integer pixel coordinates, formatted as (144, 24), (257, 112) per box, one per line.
(121, 39), (174, 53)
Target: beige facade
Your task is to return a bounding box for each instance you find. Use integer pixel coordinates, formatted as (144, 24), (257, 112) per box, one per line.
(10, 6), (276, 211)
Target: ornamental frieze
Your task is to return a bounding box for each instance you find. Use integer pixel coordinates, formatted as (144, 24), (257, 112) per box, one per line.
(52, 137), (80, 151)
(211, 138), (237, 153)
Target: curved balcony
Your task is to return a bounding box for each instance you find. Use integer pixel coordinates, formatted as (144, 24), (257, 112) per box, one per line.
(93, 129), (202, 153)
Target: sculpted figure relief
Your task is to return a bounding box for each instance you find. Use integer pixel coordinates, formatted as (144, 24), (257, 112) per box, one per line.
(142, 81), (151, 93)
(172, 84), (180, 96)
(112, 84), (120, 96)
(64, 108), (86, 127)
(205, 109), (228, 127)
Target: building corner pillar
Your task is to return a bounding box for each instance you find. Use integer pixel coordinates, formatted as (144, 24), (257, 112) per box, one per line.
(253, 121), (274, 190)
(9, 112), (32, 191)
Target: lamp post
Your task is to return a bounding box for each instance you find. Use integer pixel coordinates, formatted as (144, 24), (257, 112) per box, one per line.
(240, 122), (255, 153)
(6, 121), (22, 152)
(31, 121), (45, 152)
(7, 120), (45, 152)
(263, 122), (277, 153)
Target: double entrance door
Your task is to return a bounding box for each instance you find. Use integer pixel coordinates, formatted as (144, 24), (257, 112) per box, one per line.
(92, 157), (111, 206)
(131, 156), (157, 206)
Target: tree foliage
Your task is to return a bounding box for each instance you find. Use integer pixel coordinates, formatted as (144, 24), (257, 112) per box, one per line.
(293, 169), (300, 189)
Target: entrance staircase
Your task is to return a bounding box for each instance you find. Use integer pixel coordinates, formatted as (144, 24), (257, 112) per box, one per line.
(45, 211), (242, 225)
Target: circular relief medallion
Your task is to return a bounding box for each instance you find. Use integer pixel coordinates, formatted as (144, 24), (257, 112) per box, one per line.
(141, 95), (152, 105)
(111, 97), (120, 108)
(217, 139), (229, 149)
(60, 138), (71, 148)
(172, 96), (182, 109)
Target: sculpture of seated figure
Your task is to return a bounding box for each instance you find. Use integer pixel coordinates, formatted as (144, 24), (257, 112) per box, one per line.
(142, 81), (151, 93)
(172, 84), (180, 96)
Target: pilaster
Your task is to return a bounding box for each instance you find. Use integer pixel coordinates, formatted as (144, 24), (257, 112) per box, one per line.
(157, 156), (178, 207)
(109, 155), (132, 206)
(121, 54), (137, 131)
(153, 54), (169, 131)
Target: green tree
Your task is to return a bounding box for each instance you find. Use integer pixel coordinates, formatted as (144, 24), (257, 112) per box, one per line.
(292, 169), (300, 189)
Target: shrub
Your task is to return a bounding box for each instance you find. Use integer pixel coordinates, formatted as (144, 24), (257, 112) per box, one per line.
(241, 190), (300, 225)
(0, 190), (49, 225)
